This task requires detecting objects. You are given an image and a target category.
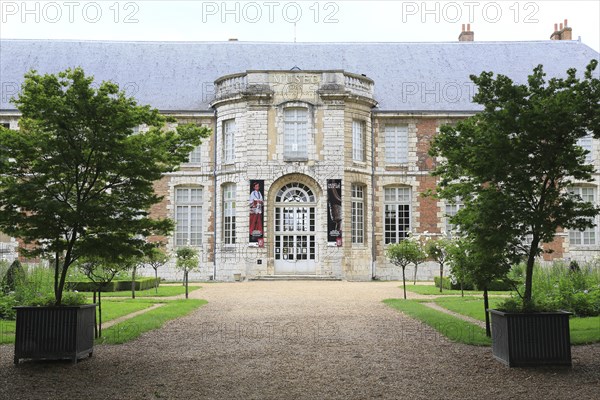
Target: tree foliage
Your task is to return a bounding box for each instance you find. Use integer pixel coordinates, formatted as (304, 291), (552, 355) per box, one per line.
(386, 238), (424, 299)
(0, 68), (211, 305)
(176, 247), (199, 299)
(425, 238), (451, 293)
(430, 60), (600, 308)
(144, 244), (169, 294)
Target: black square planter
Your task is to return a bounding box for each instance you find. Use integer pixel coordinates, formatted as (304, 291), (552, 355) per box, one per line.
(489, 309), (572, 367)
(14, 304), (96, 364)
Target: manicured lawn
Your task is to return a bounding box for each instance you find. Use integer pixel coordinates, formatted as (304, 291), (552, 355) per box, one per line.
(84, 285), (201, 298)
(383, 299), (492, 346)
(98, 299), (207, 344)
(100, 299), (158, 322)
(0, 298), (207, 345)
(412, 295), (600, 345)
(0, 320), (16, 345)
(404, 284), (511, 296)
(433, 296), (504, 321)
(570, 317), (600, 345)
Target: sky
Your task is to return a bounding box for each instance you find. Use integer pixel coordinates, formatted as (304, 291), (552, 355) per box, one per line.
(0, 0), (599, 52)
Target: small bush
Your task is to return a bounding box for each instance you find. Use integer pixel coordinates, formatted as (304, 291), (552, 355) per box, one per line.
(435, 275), (475, 290)
(1, 260), (26, 294)
(434, 276), (452, 290)
(0, 293), (17, 319)
(504, 261), (600, 316)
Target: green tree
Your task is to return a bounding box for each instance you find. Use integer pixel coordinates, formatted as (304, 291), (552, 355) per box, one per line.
(425, 238), (451, 293)
(176, 247), (199, 299)
(144, 245), (169, 294)
(386, 238), (423, 299)
(430, 60), (600, 309)
(0, 68), (210, 305)
(77, 257), (129, 338)
(412, 239), (427, 285)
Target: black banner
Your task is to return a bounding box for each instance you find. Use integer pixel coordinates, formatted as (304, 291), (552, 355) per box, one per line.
(249, 180), (264, 244)
(327, 179), (342, 245)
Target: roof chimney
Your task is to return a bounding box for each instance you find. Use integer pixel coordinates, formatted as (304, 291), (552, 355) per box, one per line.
(550, 19), (572, 40)
(458, 24), (474, 42)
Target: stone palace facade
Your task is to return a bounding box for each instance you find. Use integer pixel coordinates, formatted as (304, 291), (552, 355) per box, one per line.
(1, 25), (599, 280)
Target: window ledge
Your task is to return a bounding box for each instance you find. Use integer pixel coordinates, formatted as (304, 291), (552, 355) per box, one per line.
(284, 157), (309, 162)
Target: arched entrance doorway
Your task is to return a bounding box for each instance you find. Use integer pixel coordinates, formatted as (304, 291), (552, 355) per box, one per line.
(273, 182), (317, 274)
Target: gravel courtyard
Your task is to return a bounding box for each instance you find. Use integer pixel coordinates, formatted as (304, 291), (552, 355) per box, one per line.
(1, 281), (598, 400)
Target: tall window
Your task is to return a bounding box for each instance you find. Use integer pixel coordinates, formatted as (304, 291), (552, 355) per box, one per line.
(569, 186), (596, 245)
(188, 145), (202, 163)
(284, 108), (308, 159)
(223, 119), (236, 163)
(445, 198), (464, 237)
(352, 120), (365, 162)
(384, 187), (411, 244)
(223, 184), (236, 245)
(385, 125), (409, 164)
(175, 187), (203, 246)
(351, 184), (365, 244)
(577, 134), (594, 164)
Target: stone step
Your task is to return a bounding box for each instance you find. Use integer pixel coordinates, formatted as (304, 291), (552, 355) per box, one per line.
(249, 275), (342, 281)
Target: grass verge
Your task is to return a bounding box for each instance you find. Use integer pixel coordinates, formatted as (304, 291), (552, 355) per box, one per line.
(97, 299), (207, 344)
(433, 296), (503, 321)
(0, 320), (15, 344)
(0, 298), (206, 345)
(383, 299), (492, 346)
(433, 296), (600, 345)
(403, 285), (511, 296)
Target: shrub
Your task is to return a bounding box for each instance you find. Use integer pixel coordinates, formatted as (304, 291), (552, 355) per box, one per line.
(1, 259), (26, 294)
(67, 277), (159, 292)
(434, 276), (452, 290)
(0, 293), (17, 319)
(506, 261), (600, 316)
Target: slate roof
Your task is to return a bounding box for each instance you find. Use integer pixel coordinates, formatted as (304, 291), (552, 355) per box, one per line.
(1, 39), (598, 112)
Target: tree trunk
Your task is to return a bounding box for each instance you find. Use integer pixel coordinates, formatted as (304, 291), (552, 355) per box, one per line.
(524, 236), (540, 308)
(93, 291), (98, 339)
(413, 263), (418, 285)
(402, 267), (407, 300)
(483, 286), (491, 337)
(439, 263), (444, 293)
(98, 290), (102, 337)
(54, 251), (60, 305)
(154, 268), (158, 294)
(185, 271), (189, 299)
(131, 266), (136, 299)
(460, 280), (464, 297)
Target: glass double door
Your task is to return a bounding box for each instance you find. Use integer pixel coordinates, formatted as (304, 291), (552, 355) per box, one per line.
(274, 205), (316, 274)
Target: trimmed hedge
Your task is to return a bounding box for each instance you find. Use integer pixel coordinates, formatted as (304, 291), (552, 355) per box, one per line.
(67, 277), (159, 292)
(434, 276), (474, 291)
(434, 276), (512, 291)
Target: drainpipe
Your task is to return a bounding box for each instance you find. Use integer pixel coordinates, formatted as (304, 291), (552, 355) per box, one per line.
(370, 113), (377, 279)
(212, 107), (218, 281)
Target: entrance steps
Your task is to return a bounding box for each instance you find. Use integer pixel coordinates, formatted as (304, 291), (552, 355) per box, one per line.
(249, 275), (342, 281)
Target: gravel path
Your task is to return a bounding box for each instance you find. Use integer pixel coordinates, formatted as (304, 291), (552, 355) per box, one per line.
(1, 281), (598, 400)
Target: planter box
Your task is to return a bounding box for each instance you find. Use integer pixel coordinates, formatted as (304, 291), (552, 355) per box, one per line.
(14, 304), (96, 364)
(489, 309), (572, 367)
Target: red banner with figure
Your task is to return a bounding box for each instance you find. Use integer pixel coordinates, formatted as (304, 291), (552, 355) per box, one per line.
(249, 180), (264, 244)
